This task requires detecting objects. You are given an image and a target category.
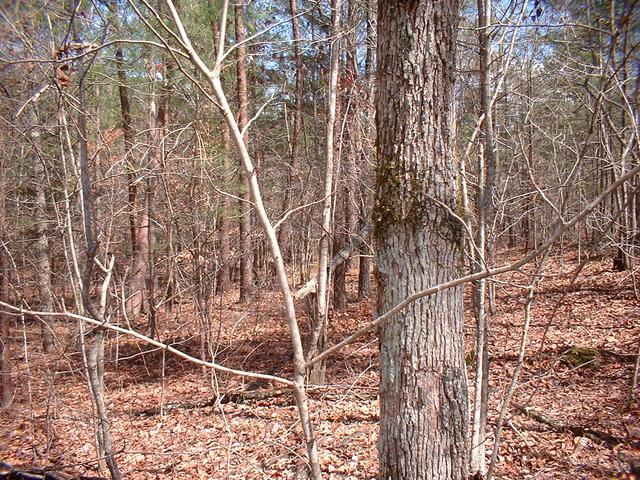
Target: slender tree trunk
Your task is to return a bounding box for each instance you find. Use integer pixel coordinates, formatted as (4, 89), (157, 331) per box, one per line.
(357, 0), (376, 301)
(332, 225), (348, 311)
(331, 92), (346, 312)
(235, 1), (254, 303)
(307, 0), (342, 383)
(332, 0), (359, 311)
(112, 0), (147, 321)
(307, 0), (343, 384)
(147, 54), (171, 336)
(0, 132), (10, 406)
(470, 0), (494, 475)
(525, 61), (536, 251)
(29, 108), (55, 353)
(277, 0), (304, 261)
(217, 123), (232, 292)
(70, 10), (121, 475)
(114, 43), (137, 252)
(376, 2), (468, 479)
(206, 0), (232, 293)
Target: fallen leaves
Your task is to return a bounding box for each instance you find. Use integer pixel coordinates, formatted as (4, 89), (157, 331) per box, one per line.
(0, 254), (638, 479)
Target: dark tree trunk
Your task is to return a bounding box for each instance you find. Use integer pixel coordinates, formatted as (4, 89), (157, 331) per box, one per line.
(375, 1), (468, 479)
(235, 1), (254, 303)
(206, 0), (232, 293)
(113, 0), (147, 322)
(277, 0), (304, 261)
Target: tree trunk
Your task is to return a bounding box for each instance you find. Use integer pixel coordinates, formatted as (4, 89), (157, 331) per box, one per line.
(71, 12), (121, 475)
(332, 0), (360, 310)
(0, 131), (10, 406)
(217, 123), (232, 292)
(235, 1), (254, 303)
(277, 0), (304, 261)
(375, 2), (468, 479)
(112, 1), (147, 322)
(29, 108), (55, 353)
(206, 0), (232, 293)
(308, 0), (343, 384)
(147, 54), (171, 336)
(470, 0), (494, 475)
(357, 0), (376, 302)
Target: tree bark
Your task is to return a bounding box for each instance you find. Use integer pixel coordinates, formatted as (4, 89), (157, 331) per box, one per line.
(277, 0), (304, 261)
(112, 0), (147, 322)
(217, 123), (232, 293)
(375, 1), (468, 479)
(206, 0), (232, 293)
(0, 129), (10, 406)
(29, 108), (56, 353)
(235, 0), (254, 303)
(470, 0), (494, 475)
(357, 0), (376, 302)
(308, 0), (343, 384)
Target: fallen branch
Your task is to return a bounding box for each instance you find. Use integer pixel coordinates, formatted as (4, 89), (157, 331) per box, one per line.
(136, 388), (290, 416)
(513, 404), (639, 448)
(0, 461), (106, 480)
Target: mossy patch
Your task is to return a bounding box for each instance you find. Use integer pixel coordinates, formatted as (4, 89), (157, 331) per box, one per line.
(561, 346), (602, 369)
(465, 350), (476, 366)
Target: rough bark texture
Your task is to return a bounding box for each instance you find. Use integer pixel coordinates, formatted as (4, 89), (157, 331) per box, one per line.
(375, 1), (468, 479)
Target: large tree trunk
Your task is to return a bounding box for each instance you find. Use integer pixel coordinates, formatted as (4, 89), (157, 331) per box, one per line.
(375, 1), (468, 479)
(235, 1), (254, 303)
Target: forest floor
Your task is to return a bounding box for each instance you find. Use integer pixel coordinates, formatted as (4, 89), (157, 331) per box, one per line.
(1, 248), (639, 479)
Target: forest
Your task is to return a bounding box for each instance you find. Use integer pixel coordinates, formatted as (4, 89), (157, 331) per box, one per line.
(0, 0), (638, 479)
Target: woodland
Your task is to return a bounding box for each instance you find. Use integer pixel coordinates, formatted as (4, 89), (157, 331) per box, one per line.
(0, 0), (639, 479)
